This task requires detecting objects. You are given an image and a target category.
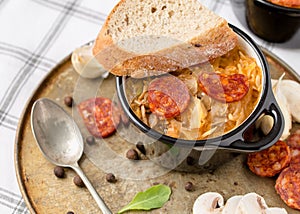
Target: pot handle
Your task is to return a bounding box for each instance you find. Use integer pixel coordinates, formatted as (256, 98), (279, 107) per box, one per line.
(229, 102), (284, 151)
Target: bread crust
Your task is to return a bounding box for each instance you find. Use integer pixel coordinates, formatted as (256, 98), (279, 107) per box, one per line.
(93, 0), (238, 78)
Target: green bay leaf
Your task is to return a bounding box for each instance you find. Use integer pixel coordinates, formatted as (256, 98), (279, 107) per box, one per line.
(117, 184), (171, 213)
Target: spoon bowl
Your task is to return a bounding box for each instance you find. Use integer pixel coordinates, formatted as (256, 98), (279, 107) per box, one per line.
(31, 98), (83, 166)
(31, 98), (112, 214)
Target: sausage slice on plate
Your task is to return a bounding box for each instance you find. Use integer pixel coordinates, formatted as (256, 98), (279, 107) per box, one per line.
(77, 97), (120, 138)
(275, 164), (300, 210)
(287, 129), (300, 164)
(247, 141), (291, 177)
(287, 129), (300, 148)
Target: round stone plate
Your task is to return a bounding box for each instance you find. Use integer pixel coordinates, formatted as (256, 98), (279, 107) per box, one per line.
(15, 48), (300, 214)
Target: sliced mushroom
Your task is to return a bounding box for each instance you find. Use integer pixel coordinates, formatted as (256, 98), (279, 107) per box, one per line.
(193, 192), (287, 214)
(221, 195), (243, 214)
(190, 97), (208, 129)
(71, 44), (108, 78)
(235, 193), (288, 214)
(181, 96), (207, 130)
(193, 192), (224, 214)
(148, 113), (158, 128)
(236, 192), (268, 213)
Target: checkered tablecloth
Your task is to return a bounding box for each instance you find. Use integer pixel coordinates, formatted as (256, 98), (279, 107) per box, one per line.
(0, 0), (299, 213)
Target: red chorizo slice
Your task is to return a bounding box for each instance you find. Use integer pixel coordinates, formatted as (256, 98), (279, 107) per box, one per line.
(275, 164), (300, 210)
(77, 97), (120, 138)
(290, 148), (300, 164)
(287, 129), (300, 148)
(247, 141), (291, 177)
(148, 75), (190, 119)
(198, 72), (249, 103)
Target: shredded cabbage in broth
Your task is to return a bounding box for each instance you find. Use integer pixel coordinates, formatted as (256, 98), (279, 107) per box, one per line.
(129, 46), (262, 140)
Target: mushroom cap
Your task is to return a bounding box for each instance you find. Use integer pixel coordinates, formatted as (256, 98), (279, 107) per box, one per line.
(193, 192), (224, 214)
(221, 195), (243, 214)
(236, 192), (268, 213)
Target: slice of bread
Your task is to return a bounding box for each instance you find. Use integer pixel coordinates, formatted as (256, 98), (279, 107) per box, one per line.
(93, 0), (238, 78)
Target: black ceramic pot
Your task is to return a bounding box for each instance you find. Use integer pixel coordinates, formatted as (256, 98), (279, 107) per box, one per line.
(246, 0), (300, 42)
(115, 25), (284, 172)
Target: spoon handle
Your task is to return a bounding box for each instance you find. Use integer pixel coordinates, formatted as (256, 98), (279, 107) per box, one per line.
(72, 163), (112, 214)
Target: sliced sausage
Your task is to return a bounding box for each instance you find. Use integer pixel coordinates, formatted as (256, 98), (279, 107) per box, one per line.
(286, 129), (300, 165)
(198, 72), (249, 103)
(287, 129), (300, 148)
(290, 148), (300, 164)
(275, 164), (300, 210)
(247, 141), (291, 177)
(148, 75), (190, 119)
(77, 97), (120, 138)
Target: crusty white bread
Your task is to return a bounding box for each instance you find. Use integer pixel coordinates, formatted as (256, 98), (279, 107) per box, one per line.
(93, 0), (238, 78)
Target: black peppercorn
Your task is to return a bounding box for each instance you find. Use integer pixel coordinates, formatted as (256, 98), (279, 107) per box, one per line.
(106, 173), (117, 183)
(126, 149), (139, 160)
(64, 96), (73, 107)
(185, 181), (194, 192)
(54, 166), (65, 178)
(136, 142), (146, 155)
(67, 212), (74, 214)
(86, 136), (95, 145)
(73, 175), (85, 187)
(186, 156), (195, 166)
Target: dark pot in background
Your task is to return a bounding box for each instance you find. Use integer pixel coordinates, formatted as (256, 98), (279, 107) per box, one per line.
(246, 0), (300, 43)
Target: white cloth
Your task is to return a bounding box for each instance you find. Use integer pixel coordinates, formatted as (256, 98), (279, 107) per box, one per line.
(0, 0), (299, 213)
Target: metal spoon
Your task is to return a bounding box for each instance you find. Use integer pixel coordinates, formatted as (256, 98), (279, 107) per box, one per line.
(31, 98), (112, 214)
